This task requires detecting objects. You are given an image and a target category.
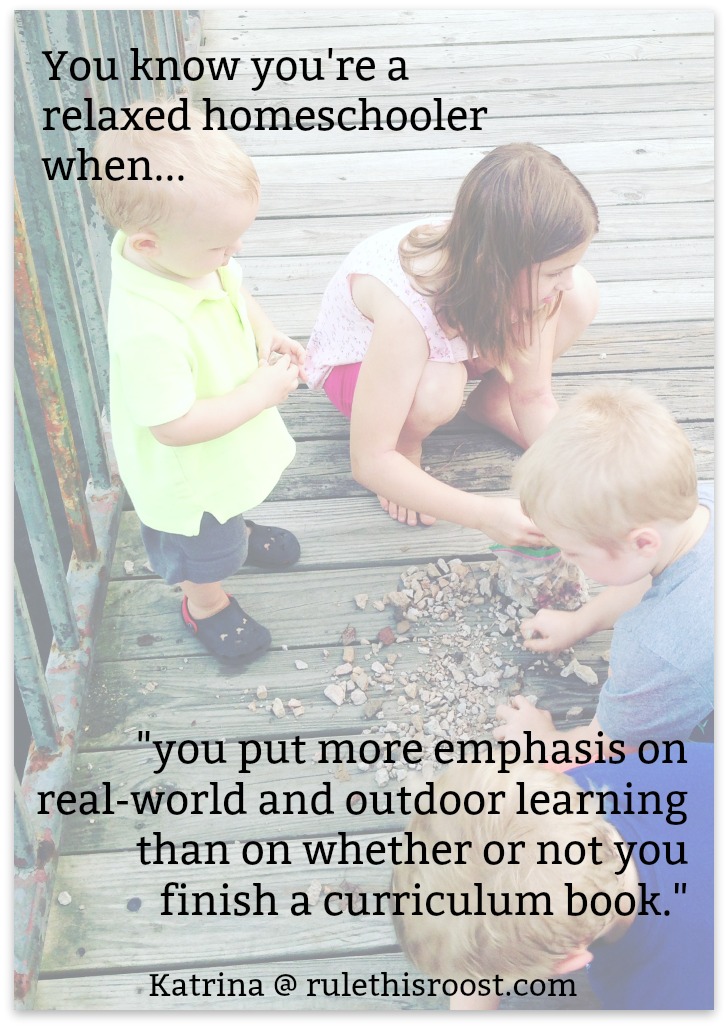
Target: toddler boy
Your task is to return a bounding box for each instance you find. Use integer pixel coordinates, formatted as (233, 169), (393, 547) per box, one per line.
(391, 746), (713, 1010)
(91, 102), (305, 662)
(495, 385), (713, 748)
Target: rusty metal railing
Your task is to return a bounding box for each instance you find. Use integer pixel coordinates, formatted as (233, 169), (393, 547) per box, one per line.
(13, 9), (191, 1008)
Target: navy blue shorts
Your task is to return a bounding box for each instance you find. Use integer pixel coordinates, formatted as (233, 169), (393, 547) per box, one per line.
(140, 512), (248, 585)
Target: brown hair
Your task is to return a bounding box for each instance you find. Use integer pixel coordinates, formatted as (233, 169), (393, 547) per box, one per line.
(400, 143), (598, 365)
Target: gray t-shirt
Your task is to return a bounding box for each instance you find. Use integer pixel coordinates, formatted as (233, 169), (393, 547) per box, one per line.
(596, 482), (714, 745)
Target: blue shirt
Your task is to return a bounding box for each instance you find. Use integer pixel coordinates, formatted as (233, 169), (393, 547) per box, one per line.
(569, 744), (714, 1009)
(597, 483), (714, 745)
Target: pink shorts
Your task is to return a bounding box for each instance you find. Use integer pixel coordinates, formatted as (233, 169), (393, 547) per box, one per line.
(323, 362), (362, 419)
(323, 357), (486, 420)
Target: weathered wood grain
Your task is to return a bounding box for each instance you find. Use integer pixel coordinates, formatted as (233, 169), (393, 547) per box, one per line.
(243, 204), (714, 256)
(202, 10), (712, 39)
(203, 9), (711, 35)
(193, 58), (713, 102)
(241, 240), (715, 298)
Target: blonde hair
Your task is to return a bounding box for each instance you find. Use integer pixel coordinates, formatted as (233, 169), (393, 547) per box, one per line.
(391, 762), (624, 987)
(400, 143), (598, 367)
(91, 100), (259, 231)
(513, 384), (698, 547)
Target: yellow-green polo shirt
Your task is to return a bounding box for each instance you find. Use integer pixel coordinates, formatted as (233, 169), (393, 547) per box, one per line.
(107, 232), (295, 535)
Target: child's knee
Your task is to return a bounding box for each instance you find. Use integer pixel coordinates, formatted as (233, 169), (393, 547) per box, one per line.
(568, 266), (600, 329)
(554, 267), (599, 357)
(411, 361), (468, 428)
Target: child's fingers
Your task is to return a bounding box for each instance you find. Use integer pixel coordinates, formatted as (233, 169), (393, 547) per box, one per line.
(521, 636), (553, 653)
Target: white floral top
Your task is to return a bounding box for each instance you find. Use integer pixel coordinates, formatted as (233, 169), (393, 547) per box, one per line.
(304, 220), (471, 389)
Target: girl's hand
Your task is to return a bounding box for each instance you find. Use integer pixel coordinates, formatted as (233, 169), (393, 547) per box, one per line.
(252, 354), (300, 408)
(482, 497), (547, 547)
(258, 330), (308, 382)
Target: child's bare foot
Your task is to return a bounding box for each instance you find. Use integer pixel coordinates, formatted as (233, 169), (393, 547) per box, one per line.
(375, 445), (438, 526)
(377, 494), (437, 527)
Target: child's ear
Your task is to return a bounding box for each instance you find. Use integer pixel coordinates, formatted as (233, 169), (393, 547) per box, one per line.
(627, 525), (661, 555)
(127, 231), (159, 255)
(552, 947), (593, 975)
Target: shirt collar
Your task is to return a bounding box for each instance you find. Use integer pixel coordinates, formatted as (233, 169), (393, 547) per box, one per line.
(110, 231), (240, 317)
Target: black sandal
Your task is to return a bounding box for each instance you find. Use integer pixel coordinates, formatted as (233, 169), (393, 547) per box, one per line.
(181, 594), (271, 662)
(244, 520), (300, 569)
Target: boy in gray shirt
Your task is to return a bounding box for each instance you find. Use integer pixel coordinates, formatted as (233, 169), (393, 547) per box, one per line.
(495, 385), (713, 749)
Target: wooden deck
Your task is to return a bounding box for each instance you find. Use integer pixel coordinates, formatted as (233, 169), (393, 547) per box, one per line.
(35, 10), (713, 1011)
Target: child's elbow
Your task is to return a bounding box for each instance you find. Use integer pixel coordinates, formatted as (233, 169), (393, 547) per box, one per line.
(150, 424), (179, 446)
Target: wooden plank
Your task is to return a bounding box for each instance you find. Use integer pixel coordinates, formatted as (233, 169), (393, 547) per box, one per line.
(202, 82), (712, 118)
(40, 841), (408, 972)
(247, 135), (715, 184)
(36, 953), (446, 1010)
(80, 630), (612, 751)
(214, 110), (711, 156)
(252, 170), (712, 221)
(95, 564), (482, 662)
(202, 10), (713, 37)
(201, 26), (713, 58)
(237, 278), (715, 336)
(117, 421), (712, 508)
(214, 110), (712, 157)
(191, 59), (714, 101)
(241, 239), (715, 298)
(112, 499), (499, 578)
(247, 138), (714, 184)
(276, 370), (715, 434)
(243, 204), (714, 256)
(264, 421), (714, 503)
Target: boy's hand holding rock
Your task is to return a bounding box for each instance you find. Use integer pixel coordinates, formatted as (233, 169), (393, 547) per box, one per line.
(253, 353), (300, 408)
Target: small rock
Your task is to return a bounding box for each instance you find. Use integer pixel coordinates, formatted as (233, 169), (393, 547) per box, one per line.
(354, 593), (369, 609)
(324, 682), (346, 706)
(256, 685), (268, 700)
(57, 891), (72, 906)
(123, 560), (135, 575)
(294, 659), (309, 670)
(378, 626), (396, 646)
(271, 698), (286, 719)
(561, 658), (599, 685)
(350, 689), (367, 705)
(306, 881), (322, 906)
